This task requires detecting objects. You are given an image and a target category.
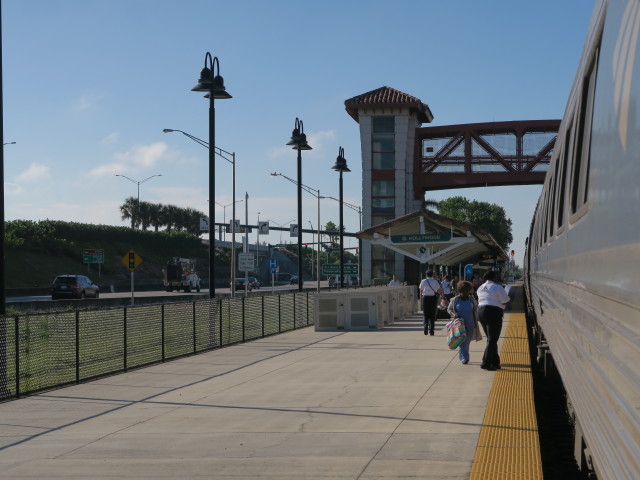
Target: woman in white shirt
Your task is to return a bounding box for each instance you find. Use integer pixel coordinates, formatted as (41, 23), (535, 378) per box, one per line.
(419, 270), (443, 336)
(476, 270), (511, 371)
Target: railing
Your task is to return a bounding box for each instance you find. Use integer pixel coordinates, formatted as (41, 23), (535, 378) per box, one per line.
(0, 291), (315, 401)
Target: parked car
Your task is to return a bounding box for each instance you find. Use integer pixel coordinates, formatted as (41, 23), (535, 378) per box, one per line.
(275, 273), (294, 284)
(247, 277), (261, 289)
(232, 278), (253, 291)
(51, 275), (100, 300)
(290, 275), (299, 285)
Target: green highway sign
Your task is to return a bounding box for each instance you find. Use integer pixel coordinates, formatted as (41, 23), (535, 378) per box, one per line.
(322, 264), (359, 275)
(390, 233), (451, 243)
(83, 249), (104, 264)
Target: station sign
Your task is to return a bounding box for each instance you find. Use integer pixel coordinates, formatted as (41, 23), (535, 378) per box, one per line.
(390, 233), (451, 243)
(322, 264), (359, 275)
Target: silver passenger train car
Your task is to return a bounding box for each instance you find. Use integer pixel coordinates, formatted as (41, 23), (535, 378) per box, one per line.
(524, 0), (640, 479)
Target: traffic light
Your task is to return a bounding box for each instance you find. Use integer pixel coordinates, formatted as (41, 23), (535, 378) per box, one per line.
(511, 250), (515, 256)
(128, 252), (135, 269)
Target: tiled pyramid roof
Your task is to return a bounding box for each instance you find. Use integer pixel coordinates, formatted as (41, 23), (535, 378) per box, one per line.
(344, 86), (433, 124)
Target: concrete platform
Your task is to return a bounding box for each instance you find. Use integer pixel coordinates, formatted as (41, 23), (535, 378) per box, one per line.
(0, 313), (507, 479)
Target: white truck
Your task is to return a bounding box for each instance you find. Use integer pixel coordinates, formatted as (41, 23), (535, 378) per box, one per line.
(162, 257), (201, 293)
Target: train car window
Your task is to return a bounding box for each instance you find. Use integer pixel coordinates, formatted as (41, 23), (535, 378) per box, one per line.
(543, 178), (550, 244)
(549, 166), (557, 237)
(571, 52), (599, 215)
(557, 124), (573, 229)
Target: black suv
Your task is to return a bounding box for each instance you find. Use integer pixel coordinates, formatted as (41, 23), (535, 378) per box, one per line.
(51, 275), (100, 300)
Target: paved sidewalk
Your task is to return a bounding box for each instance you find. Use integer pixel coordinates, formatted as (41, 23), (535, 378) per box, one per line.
(0, 313), (503, 479)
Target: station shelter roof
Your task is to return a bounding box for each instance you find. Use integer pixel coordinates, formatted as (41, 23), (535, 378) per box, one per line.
(356, 210), (508, 269)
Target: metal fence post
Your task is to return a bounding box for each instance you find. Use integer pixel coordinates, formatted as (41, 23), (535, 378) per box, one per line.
(123, 307), (128, 371)
(306, 291), (309, 326)
(293, 292), (296, 329)
(161, 304), (165, 362)
(242, 296), (246, 343)
(193, 301), (197, 354)
(14, 316), (20, 398)
(219, 299), (223, 347)
(278, 294), (281, 333)
(261, 296), (265, 338)
(75, 311), (80, 384)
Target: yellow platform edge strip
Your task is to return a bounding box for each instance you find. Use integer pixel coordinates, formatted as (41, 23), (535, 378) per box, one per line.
(469, 312), (543, 480)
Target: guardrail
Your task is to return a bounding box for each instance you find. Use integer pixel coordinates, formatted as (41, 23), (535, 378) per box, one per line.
(0, 291), (315, 401)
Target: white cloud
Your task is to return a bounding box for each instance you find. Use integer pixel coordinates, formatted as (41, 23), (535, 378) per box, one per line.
(100, 132), (119, 145)
(113, 142), (169, 168)
(4, 182), (23, 195)
(15, 163), (50, 182)
(88, 162), (129, 178)
(89, 142), (174, 178)
(73, 92), (105, 112)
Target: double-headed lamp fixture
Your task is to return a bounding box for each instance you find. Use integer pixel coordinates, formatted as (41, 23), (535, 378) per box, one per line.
(286, 118), (312, 151)
(191, 53), (232, 99)
(332, 147), (351, 173)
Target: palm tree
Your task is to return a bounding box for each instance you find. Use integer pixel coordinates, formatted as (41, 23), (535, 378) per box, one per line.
(120, 197), (140, 229)
(184, 207), (205, 235)
(161, 204), (181, 232)
(422, 198), (440, 213)
(149, 203), (164, 232)
(138, 201), (153, 230)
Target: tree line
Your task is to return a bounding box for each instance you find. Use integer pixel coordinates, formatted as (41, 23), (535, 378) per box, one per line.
(426, 196), (513, 250)
(119, 197), (205, 235)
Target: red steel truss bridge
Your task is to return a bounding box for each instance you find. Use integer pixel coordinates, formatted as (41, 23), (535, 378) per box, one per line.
(413, 119), (560, 197)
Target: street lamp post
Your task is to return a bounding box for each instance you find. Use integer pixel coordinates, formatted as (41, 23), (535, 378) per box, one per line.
(162, 129), (238, 296)
(332, 147), (350, 289)
(190, 52), (232, 298)
(215, 199), (243, 240)
(270, 172), (321, 292)
(308, 220), (314, 280)
(286, 118), (312, 292)
(115, 174), (162, 228)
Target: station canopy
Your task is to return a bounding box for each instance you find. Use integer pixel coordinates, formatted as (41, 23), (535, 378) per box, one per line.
(357, 210), (508, 268)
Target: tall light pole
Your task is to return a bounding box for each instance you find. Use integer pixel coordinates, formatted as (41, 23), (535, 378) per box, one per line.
(163, 128), (238, 295)
(115, 174), (162, 228)
(270, 172), (321, 291)
(308, 220), (314, 281)
(215, 199), (243, 240)
(286, 118), (312, 292)
(324, 196), (362, 286)
(190, 52), (232, 298)
(115, 174), (162, 203)
(332, 147), (350, 289)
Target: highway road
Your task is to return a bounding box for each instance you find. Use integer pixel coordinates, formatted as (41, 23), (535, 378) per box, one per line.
(7, 282), (329, 303)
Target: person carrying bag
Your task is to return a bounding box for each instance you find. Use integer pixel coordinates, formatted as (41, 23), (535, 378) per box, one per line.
(446, 280), (480, 364)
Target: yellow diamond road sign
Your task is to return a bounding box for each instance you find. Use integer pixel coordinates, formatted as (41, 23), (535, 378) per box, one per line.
(121, 250), (143, 272)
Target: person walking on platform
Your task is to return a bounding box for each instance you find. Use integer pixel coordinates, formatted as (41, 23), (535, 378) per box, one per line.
(477, 270), (511, 371)
(441, 275), (454, 300)
(447, 280), (478, 364)
(419, 270), (443, 336)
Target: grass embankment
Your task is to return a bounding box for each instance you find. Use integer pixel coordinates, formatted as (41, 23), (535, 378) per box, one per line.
(4, 220), (213, 289)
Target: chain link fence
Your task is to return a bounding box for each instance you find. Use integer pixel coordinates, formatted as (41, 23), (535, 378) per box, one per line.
(0, 291), (314, 401)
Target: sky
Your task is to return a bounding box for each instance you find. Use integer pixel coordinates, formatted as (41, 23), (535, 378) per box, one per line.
(2, 0), (595, 266)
